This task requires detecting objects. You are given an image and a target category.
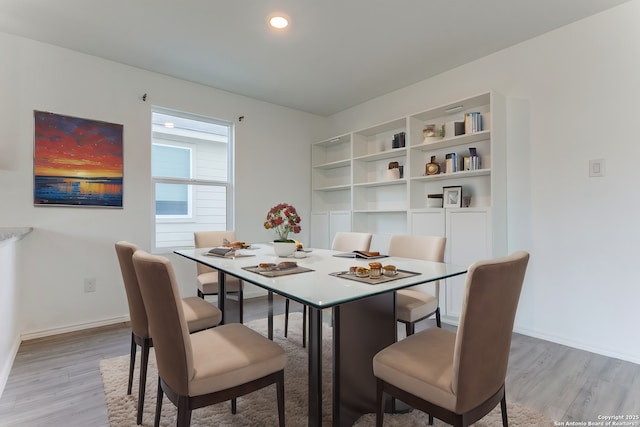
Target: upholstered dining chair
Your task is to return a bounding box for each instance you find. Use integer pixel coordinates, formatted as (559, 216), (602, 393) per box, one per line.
(132, 250), (287, 427)
(387, 234), (446, 337)
(115, 241), (223, 425)
(194, 230), (245, 323)
(373, 251), (530, 427)
(284, 231), (373, 347)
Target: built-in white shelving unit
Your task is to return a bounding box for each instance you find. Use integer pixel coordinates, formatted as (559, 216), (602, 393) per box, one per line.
(310, 92), (507, 321)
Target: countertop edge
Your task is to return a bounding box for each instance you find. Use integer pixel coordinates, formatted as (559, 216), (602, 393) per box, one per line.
(0, 227), (34, 242)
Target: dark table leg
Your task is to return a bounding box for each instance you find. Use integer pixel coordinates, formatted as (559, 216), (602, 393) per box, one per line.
(217, 270), (226, 324)
(308, 306), (323, 427)
(333, 292), (396, 427)
(268, 291), (274, 340)
(216, 271), (245, 324)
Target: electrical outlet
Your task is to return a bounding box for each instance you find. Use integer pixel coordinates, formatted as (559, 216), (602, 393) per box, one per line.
(84, 277), (97, 293)
(589, 159), (604, 177)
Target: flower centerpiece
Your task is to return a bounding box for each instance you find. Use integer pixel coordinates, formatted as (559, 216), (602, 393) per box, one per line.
(264, 203), (302, 256)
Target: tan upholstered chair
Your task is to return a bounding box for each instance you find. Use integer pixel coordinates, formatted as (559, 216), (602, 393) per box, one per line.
(132, 250), (286, 427)
(387, 234), (446, 336)
(330, 231), (374, 252)
(115, 241), (222, 425)
(373, 251), (530, 427)
(194, 231), (244, 323)
(284, 231), (373, 347)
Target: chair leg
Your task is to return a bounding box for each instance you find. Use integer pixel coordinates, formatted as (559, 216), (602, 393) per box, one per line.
(239, 289), (244, 324)
(154, 378), (163, 427)
(429, 414), (434, 425)
(500, 393), (508, 427)
(137, 339), (151, 425)
(436, 307), (442, 328)
(127, 333), (136, 395)
(406, 322), (415, 336)
(231, 398), (237, 414)
(176, 395), (192, 427)
(302, 304), (307, 348)
(197, 289), (204, 299)
(277, 371), (285, 427)
(376, 378), (384, 427)
(284, 299), (290, 337)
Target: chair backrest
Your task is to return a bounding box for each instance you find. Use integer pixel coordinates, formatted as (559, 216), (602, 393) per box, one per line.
(387, 234), (445, 261)
(387, 234), (446, 297)
(452, 251), (530, 412)
(331, 232), (372, 252)
(132, 250), (193, 396)
(194, 231), (236, 275)
(115, 241), (149, 339)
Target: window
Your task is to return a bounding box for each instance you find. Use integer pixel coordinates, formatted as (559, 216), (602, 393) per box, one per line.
(151, 108), (234, 251)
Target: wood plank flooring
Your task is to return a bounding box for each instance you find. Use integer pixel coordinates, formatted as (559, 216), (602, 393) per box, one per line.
(1, 296), (638, 426)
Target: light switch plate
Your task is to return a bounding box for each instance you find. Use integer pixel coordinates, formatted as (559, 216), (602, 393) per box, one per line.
(589, 159), (604, 177)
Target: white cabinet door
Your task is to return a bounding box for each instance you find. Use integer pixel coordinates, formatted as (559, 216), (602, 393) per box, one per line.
(443, 208), (491, 320)
(310, 211), (352, 249)
(409, 209), (446, 238)
(329, 211), (352, 248)
(310, 212), (329, 249)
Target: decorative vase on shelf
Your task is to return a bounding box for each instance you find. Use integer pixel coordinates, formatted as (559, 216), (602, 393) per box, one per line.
(426, 155), (441, 175)
(273, 241), (297, 257)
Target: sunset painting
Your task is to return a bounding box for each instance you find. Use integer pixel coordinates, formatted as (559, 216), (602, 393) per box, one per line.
(34, 111), (123, 207)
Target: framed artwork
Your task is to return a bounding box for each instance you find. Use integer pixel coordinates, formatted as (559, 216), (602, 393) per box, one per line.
(443, 185), (462, 208)
(33, 111), (123, 207)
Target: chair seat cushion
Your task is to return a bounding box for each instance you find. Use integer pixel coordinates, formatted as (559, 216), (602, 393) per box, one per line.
(188, 323), (287, 396)
(396, 289), (438, 323)
(181, 297), (222, 333)
(197, 272), (243, 294)
(374, 327), (456, 411)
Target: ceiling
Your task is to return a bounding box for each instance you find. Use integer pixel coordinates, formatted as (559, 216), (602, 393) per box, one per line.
(0, 0), (631, 116)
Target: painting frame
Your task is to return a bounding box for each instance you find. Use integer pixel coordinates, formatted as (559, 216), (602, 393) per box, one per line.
(443, 185), (462, 208)
(33, 111), (123, 208)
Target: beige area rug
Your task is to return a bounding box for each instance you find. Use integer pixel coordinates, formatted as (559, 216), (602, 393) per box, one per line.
(100, 313), (553, 426)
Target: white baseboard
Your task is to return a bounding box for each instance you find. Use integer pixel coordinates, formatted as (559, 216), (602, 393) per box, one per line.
(20, 315), (130, 342)
(512, 325), (640, 365)
(0, 336), (21, 400)
(443, 315), (639, 365)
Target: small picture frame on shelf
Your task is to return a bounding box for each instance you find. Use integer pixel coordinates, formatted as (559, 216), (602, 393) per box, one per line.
(443, 186), (462, 208)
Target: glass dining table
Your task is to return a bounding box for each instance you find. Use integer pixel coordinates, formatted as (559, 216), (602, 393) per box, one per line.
(175, 243), (467, 427)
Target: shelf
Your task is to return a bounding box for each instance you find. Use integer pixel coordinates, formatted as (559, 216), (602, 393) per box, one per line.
(410, 93), (490, 122)
(313, 184), (351, 192)
(313, 159), (351, 169)
(354, 118), (406, 137)
(353, 179), (407, 188)
(314, 134), (350, 147)
(353, 147), (406, 162)
(353, 209), (407, 214)
(410, 169), (490, 182)
(410, 130), (490, 152)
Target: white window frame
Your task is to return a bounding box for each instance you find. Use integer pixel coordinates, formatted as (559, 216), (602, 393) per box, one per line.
(151, 107), (235, 253)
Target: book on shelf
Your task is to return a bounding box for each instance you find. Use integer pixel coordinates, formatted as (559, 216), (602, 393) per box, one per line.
(333, 250), (388, 259)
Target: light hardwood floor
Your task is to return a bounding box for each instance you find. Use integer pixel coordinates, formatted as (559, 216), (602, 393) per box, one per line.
(1, 295), (638, 426)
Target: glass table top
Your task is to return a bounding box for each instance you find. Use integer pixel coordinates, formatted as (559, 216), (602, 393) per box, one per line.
(175, 243), (468, 309)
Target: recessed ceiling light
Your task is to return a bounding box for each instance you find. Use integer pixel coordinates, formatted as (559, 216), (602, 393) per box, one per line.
(269, 15), (289, 29)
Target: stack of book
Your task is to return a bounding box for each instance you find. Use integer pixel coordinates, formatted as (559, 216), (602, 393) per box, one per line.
(464, 112), (482, 133)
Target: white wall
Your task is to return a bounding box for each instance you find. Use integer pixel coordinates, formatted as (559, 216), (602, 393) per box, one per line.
(0, 239), (20, 395)
(326, 1), (640, 364)
(0, 32), (325, 341)
(1, 0), (638, 378)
